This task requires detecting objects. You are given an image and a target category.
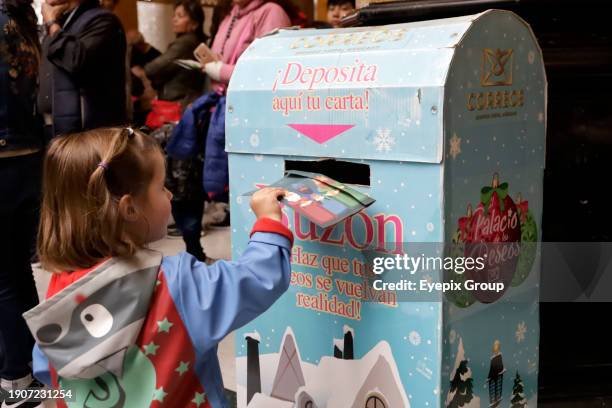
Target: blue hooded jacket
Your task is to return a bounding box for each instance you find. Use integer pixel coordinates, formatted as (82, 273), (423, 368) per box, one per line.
(166, 92), (228, 198)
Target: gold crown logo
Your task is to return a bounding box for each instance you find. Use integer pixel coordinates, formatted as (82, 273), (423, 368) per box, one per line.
(481, 48), (514, 86)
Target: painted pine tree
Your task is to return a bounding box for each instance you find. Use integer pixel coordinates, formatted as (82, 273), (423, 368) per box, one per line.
(510, 371), (527, 408)
(446, 337), (480, 407)
(448, 360), (474, 408)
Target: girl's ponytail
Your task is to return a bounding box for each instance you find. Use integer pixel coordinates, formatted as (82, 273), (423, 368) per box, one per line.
(85, 128), (138, 256)
(38, 127), (160, 273)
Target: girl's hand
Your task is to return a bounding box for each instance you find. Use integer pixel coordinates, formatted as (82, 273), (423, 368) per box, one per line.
(250, 188), (286, 222)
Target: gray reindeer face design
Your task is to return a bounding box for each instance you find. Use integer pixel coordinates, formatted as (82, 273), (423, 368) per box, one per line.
(23, 251), (162, 379)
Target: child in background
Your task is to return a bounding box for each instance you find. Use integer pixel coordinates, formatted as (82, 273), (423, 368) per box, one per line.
(21, 128), (292, 408)
(326, 0), (355, 28)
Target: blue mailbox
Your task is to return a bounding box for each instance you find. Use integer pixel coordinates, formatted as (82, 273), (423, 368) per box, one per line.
(227, 9), (546, 408)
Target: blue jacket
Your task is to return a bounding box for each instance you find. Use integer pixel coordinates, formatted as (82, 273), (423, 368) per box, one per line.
(28, 220), (293, 408)
(0, 3), (44, 152)
(166, 92), (228, 198)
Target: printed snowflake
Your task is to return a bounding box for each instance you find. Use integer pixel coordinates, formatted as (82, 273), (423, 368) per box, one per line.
(516, 321), (527, 343)
(249, 133), (260, 147)
(528, 359), (538, 374)
(409, 330), (422, 346)
(449, 329), (457, 344)
(374, 128), (395, 152)
(449, 133), (461, 159)
(528, 50), (535, 64)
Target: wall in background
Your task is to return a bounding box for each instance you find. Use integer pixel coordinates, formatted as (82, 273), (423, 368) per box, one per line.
(115, 0), (139, 30)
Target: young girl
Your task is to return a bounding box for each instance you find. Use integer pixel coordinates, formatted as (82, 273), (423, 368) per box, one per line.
(22, 127), (291, 408)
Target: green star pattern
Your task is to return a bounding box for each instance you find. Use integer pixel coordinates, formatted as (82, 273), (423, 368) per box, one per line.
(143, 342), (159, 356)
(153, 387), (167, 402)
(157, 317), (174, 333)
(192, 392), (206, 407)
(175, 361), (190, 376)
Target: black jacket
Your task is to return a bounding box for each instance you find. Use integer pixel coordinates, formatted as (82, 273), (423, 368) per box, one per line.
(144, 32), (205, 104)
(38, 0), (127, 136)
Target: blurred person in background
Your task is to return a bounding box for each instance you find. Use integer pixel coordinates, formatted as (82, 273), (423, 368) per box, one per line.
(140, 0), (209, 261)
(38, 0), (128, 137)
(127, 30), (161, 126)
(326, 0), (354, 27)
(141, 0), (206, 106)
(0, 0), (45, 405)
(175, 0), (293, 228)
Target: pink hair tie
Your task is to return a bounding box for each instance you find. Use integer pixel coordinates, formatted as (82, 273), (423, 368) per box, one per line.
(97, 162), (109, 170)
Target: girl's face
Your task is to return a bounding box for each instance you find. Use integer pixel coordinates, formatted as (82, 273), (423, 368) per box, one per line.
(132, 151), (173, 243)
(172, 5), (197, 34)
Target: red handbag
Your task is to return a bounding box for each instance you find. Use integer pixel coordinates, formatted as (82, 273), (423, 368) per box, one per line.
(145, 99), (182, 130)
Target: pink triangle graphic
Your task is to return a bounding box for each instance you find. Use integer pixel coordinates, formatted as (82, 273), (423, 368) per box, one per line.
(288, 124), (354, 144)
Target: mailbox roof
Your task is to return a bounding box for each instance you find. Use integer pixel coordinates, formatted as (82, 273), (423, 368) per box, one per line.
(226, 10), (538, 163)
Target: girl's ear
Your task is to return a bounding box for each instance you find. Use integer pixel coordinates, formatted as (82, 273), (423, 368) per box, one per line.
(118, 194), (140, 222)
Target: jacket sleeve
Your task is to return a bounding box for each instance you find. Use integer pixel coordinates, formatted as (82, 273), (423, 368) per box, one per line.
(43, 13), (123, 75)
(217, 62), (234, 85)
(163, 218), (293, 356)
(218, 4), (290, 84)
(144, 38), (189, 82)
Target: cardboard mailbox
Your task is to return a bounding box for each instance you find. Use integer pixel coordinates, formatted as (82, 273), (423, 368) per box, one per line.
(226, 9), (546, 408)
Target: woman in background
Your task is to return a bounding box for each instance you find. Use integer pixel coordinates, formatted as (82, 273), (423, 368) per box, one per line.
(141, 0), (206, 106)
(140, 0), (209, 261)
(164, 0), (292, 262)
(180, 0), (293, 227)
(0, 0), (45, 405)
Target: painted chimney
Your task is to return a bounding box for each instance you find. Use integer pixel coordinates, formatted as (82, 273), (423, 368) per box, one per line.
(245, 332), (262, 404)
(333, 338), (344, 358)
(343, 325), (354, 360)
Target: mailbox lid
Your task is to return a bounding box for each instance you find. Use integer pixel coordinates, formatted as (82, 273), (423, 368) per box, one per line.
(240, 13), (477, 59)
(226, 16), (479, 163)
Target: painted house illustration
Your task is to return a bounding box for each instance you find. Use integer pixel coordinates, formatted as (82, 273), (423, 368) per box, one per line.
(237, 326), (410, 408)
